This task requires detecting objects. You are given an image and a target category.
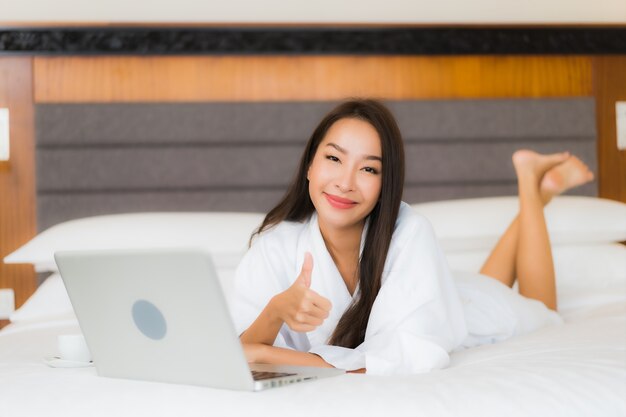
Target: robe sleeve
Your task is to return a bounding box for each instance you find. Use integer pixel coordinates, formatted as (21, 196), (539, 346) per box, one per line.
(230, 233), (296, 350)
(358, 214), (468, 375)
(312, 211), (468, 375)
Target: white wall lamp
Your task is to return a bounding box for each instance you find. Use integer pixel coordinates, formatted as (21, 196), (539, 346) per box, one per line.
(616, 102), (626, 151)
(0, 108), (9, 161)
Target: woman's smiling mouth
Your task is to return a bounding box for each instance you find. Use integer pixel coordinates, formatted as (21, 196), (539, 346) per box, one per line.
(324, 193), (358, 209)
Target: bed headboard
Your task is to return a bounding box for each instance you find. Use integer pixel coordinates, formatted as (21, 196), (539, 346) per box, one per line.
(35, 98), (597, 230)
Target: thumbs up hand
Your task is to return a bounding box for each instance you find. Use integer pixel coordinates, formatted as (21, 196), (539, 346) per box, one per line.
(271, 252), (333, 333)
(296, 251), (313, 288)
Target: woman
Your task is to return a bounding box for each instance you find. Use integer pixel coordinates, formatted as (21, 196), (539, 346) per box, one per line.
(232, 99), (594, 375)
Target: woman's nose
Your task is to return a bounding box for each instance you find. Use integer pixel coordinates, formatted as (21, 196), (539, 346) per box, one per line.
(335, 168), (355, 193)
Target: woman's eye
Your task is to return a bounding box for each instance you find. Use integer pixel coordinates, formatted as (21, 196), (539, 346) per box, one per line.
(326, 155), (340, 162)
(362, 167), (379, 174)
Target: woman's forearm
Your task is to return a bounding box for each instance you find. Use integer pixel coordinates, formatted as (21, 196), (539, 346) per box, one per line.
(244, 343), (366, 373)
(239, 296), (283, 345)
(259, 345), (334, 368)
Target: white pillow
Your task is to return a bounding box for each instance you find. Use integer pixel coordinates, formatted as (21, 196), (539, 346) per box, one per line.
(9, 273), (75, 324)
(447, 243), (626, 291)
(413, 196), (626, 252)
(4, 212), (265, 272)
(6, 196), (625, 271)
(9, 266), (242, 324)
(13, 246), (623, 324)
(448, 242), (626, 317)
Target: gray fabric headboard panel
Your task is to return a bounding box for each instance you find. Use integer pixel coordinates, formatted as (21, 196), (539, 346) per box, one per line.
(35, 99), (597, 230)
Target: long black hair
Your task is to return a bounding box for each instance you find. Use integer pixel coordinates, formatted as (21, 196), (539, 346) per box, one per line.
(251, 99), (405, 348)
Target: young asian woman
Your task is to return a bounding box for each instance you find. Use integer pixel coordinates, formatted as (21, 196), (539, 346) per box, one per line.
(231, 99), (594, 375)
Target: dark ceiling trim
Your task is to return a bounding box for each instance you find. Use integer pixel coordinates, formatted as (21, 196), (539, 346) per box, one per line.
(1, 27), (625, 55)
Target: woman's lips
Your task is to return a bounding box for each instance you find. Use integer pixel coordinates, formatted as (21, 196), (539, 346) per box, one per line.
(324, 193), (357, 209)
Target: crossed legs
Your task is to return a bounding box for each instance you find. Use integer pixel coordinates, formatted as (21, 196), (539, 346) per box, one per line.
(479, 150), (594, 311)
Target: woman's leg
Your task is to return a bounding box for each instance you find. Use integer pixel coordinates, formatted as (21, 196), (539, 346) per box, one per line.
(512, 150), (566, 311)
(479, 188), (553, 288)
(479, 151), (594, 310)
(478, 218), (520, 288)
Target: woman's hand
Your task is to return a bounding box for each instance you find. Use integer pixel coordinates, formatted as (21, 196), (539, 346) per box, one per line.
(270, 252), (332, 333)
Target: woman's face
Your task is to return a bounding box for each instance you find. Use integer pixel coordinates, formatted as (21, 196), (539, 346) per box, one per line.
(307, 118), (383, 232)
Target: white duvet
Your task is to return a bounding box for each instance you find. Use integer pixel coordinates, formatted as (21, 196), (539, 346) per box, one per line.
(1, 289), (624, 417)
(2, 196), (625, 416)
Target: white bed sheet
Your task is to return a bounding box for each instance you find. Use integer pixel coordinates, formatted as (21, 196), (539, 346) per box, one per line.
(1, 292), (624, 417)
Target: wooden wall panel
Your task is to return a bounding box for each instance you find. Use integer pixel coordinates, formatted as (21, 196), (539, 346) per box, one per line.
(593, 56), (626, 203)
(33, 56), (592, 102)
(0, 58), (37, 309)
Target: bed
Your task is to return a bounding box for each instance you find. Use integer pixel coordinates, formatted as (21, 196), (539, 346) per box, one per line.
(1, 97), (625, 415)
(1, 195), (625, 416)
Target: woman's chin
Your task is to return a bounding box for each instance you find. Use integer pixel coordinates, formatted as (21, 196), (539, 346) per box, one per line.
(317, 209), (366, 232)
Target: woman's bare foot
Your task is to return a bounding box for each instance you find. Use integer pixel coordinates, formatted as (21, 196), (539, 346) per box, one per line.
(540, 156), (595, 203)
(512, 150), (570, 185)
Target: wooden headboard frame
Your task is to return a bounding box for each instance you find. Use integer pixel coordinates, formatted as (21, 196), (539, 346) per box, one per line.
(2, 29), (625, 306)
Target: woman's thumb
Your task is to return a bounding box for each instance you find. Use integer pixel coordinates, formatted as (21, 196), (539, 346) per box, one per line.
(299, 252), (314, 288)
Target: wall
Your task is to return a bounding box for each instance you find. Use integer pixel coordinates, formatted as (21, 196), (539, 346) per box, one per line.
(0, 0), (625, 23)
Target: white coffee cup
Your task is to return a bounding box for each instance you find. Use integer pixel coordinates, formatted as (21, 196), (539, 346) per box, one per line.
(57, 334), (92, 363)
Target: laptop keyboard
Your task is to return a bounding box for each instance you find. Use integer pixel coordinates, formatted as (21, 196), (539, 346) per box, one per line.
(252, 370), (297, 381)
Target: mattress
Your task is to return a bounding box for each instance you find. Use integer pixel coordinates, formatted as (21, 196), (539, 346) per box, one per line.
(1, 290), (624, 417)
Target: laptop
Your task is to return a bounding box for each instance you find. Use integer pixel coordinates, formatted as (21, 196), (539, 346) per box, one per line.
(54, 248), (345, 391)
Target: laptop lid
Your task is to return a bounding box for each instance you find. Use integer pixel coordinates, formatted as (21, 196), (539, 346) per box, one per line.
(55, 248), (258, 390)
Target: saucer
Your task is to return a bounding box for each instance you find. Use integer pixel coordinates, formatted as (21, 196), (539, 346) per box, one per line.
(43, 356), (94, 368)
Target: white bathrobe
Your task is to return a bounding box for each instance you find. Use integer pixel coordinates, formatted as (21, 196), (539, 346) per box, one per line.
(231, 202), (562, 375)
